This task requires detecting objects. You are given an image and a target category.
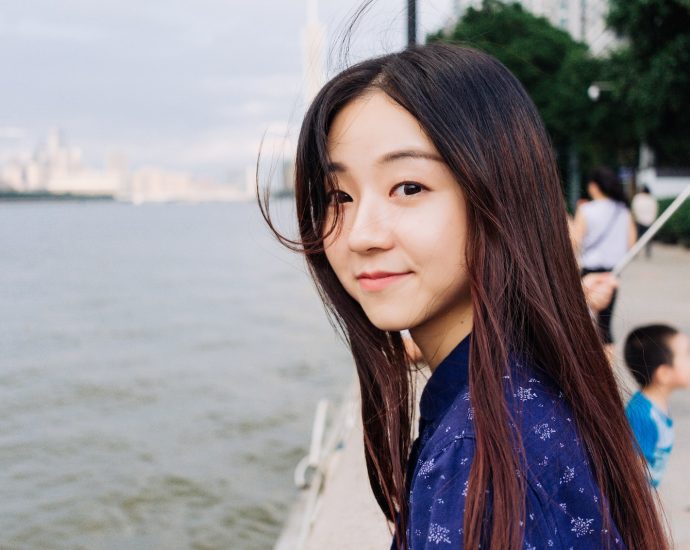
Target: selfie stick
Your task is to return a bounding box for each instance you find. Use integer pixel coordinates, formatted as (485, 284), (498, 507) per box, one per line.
(612, 184), (690, 277)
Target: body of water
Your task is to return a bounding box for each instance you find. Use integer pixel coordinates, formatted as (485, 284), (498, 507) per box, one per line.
(0, 200), (353, 550)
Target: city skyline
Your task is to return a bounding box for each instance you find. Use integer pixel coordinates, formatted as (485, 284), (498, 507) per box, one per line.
(0, 127), (253, 202)
(0, 1), (456, 183)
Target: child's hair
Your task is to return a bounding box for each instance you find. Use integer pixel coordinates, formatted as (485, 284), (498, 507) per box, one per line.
(625, 324), (679, 387)
(260, 43), (666, 549)
(589, 165), (629, 205)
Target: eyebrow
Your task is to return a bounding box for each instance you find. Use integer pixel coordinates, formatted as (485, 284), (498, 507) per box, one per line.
(327, 149), (444, 173)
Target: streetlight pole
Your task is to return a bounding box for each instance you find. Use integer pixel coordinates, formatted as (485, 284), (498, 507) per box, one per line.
(580, 0), (587, 42)
(566, 0), (587, 213)
(407, 0), (417, 47)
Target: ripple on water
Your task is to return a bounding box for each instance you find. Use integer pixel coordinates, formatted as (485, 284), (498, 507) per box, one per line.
(209, 408), (301, 438)
(1, 202), (353, 550)
(222, 500), (288, 547)
(119, 475), (224, 520)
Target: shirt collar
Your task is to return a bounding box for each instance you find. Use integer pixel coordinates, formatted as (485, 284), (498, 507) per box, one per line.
(419, 334), (471, 422)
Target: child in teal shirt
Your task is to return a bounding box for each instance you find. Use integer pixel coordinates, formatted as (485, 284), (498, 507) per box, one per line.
(624, 324), (690, 486)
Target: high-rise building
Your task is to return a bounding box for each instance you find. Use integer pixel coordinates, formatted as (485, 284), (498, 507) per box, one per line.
(302, 0), (326, 105)
(452, 0), (616, 55)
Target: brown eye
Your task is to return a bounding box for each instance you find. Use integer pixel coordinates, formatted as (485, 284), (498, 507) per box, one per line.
(392, 182), (425, 197)
(328, 190), (353, 205)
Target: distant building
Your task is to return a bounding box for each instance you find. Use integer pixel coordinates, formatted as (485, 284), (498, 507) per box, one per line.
(302, 0), (326, 105)
(245, 165), (258, 199)
(283, 159), (296, 193)
(0, 128), (123, 196)
(637, 167), (690, 199)
(0, 129), (250, 202)
(0, 160), (25, 190)
(129, 168), (198, 203)
(452, 0), (616, 55)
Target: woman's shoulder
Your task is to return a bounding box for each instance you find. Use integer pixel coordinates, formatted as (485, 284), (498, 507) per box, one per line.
(503, 358), (595, 487)
(416, 356), (590, 466)
(580, 197), (622, 215)
(506, 361), (624, 546)
(419, 358), (575, 457)
(504, 360), (581, 454)
(418, 389), (476, 461)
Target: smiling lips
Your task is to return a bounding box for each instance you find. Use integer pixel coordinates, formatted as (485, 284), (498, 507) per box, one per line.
(356, 271), (413, 292)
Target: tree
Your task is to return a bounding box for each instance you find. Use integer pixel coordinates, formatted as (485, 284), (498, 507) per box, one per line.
(427, 1), (630, 193)
(607, 0), (690, 165)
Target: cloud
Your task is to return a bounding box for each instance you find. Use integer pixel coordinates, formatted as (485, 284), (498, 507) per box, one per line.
(0, 127), (28, 140)
(239, 101), (272, 117)
(200, 74), (302, 99)
(170, 121), (297, 168)
(0, 17), (103, 43)
(0, 0), (456, 181)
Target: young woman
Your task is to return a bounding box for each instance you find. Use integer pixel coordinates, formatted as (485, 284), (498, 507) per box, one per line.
(572, 167), (637, 351)
(261, 44), (666, 549)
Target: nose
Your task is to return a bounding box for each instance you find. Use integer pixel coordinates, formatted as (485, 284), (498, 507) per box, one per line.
(346, 193), (395, 253)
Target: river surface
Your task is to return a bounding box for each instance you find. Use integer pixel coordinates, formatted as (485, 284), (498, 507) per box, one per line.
(0, 200), (353, 550)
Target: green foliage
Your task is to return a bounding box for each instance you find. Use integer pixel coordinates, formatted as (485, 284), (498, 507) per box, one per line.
(427, 1), (633, 180)
(428, 2), (587, 148)
(607, 0), (690, 165)
(655, 197), (690, 247)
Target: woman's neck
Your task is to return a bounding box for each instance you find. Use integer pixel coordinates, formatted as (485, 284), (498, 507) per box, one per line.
(410, 301), (473, 372)
(589, 187), (608, 201)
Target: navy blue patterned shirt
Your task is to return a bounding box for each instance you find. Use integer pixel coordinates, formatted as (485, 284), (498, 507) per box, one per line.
(391, 335), (625, 549)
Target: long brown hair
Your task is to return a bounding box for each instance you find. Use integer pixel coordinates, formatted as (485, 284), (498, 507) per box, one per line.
(260, 44), (666, 550)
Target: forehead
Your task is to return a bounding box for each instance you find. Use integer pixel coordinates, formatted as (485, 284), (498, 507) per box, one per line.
(327, 91), (436, 159)
(670, 333), (689, 354)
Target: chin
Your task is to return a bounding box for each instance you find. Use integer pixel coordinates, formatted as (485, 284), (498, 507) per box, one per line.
(371, 321), (409, 332)
(362, 308), (415, 333)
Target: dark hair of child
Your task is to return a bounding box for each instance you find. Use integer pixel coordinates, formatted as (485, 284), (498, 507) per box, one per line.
(624, 324), (680, 387)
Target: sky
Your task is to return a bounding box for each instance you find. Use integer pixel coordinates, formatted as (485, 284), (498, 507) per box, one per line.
(0, 0), (455, 183)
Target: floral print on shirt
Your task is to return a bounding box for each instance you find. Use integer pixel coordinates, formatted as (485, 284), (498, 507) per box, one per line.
(391, 336), (625, 549)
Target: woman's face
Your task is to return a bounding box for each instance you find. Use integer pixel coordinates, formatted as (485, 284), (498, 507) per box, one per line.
(586, 181), (600, 199)
(323, 90), (472, 334)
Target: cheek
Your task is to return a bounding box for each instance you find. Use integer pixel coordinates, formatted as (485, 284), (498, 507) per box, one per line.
(324, 238), (356, 294)
(323, 214), (346, 271)
(673, 360), (690, 387)
(410, 204), (468, 271)
(408, 228), (469, 308)
(324, 241), (344, 275)
(683, 361), (690, 383)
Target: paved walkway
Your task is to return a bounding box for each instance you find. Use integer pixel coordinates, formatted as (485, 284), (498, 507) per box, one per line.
(303, 401), (392, 550)
(294, 243), (690, 549)
(611, 244), (690, 548)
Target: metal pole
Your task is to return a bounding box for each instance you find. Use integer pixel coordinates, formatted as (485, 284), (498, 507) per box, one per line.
(568, 145), (581, 214)
(407, 0), (417, 47)
(612, 184), (690, 276)
(580, 0), (586, 42)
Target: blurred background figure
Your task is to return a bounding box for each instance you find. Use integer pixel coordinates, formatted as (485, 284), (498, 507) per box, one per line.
(624, 324), (690, 487)
(631, 185), (659, 258)
(572, 167), (637, 352)
(581, 271), (618, 313)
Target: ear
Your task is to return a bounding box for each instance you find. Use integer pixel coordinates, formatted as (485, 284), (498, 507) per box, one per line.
(653, 364), (674, 387)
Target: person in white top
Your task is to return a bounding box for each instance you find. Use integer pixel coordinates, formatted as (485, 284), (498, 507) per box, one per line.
(631, 186), (659, 258)
(571, 167), (637, 354)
